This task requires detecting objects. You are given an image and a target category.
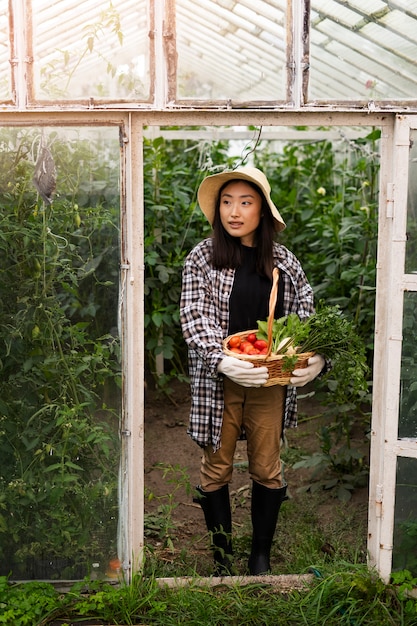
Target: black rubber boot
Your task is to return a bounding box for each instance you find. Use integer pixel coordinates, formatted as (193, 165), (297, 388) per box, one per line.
(194, 484), (234, 575)
(248, 481), (288, 575)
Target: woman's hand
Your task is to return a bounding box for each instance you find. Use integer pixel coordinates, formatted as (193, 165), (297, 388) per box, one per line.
(290, 354), (325, 387)
(218, 356), (268, 387)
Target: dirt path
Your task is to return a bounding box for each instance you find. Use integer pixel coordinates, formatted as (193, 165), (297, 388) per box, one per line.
(144, 381), (369, 574)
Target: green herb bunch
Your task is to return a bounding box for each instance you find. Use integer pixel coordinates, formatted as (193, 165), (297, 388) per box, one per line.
(298, 305), (365, 356)
(257, 304), (369, 395)
(303, 304), (369, 397)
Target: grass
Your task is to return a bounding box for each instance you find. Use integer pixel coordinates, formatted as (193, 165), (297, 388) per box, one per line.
(2, 564), (417, 625)
(1, 494), (416, 625)
(2, 424), (414, 625)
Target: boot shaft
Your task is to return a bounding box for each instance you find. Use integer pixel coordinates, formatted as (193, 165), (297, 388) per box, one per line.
(194, 484), (232, 535)
(249, 481), (288, 575)
(251, 481), (288, 534)
(194, 484), (234, 574)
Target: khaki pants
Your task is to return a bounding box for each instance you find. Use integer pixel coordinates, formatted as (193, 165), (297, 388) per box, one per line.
(200, 377), (286, 491)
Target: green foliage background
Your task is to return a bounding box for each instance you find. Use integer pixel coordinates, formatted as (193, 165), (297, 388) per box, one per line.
(0, 128), (121, 578)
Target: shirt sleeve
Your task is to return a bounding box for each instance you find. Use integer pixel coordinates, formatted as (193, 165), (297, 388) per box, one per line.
(180, 244), (225, 379)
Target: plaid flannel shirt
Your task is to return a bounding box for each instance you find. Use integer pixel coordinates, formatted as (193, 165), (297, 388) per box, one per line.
(180, 238), (315, 452)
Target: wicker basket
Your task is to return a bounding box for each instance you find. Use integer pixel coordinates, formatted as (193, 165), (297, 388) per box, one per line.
(223, 268), (314, 386)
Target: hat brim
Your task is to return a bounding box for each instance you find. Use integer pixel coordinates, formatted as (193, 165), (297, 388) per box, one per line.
(197, 169), (286, 232)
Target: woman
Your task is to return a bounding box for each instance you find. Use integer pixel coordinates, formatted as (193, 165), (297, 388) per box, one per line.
(180, 166), (324, 575)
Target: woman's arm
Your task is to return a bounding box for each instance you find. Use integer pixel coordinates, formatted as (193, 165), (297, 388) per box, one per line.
(180, 245), (226, 378)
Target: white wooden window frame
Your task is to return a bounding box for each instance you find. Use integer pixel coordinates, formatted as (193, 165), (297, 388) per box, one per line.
(0, 109), (406, 583)
(0, 111), (146, 581)
(3, 0), (417, 585)
(368, 114), (417, 583)
(7, 0), (417, 113)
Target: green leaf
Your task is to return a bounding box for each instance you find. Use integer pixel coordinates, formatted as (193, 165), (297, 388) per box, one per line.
(152, 311), (163, 327)
(64, 460), (83, 471)
(157, 265), (170, 283)
(337, 486), (353, 502)
(44, 463), (63, 473)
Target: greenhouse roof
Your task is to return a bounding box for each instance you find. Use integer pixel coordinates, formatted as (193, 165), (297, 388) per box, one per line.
(1, 0), (417, 108)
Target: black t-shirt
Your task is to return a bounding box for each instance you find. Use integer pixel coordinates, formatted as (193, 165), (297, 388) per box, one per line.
(228, 246), (284, 335)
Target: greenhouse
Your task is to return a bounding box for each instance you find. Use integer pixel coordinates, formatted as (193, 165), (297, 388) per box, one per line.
(1, 0), (417, 594)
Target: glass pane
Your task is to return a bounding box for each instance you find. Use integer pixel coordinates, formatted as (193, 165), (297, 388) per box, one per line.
(309, 1), (417, 100)
(406, 129), (417, 273)
(0, 0), (11, 100)
(33, 0), (150, 101)
(399, 292), (417, 439)
(0, 126), (121, 580)
(393, 457), (417, 575)
(176, 0), (286, 101)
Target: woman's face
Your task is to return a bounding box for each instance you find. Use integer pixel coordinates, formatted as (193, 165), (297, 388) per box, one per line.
(219, 180), (263, 247)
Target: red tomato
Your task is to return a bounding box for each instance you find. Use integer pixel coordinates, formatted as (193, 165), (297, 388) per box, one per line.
(260, 348), (268, 355)
(246, 333), (257, 344)
(240, 340), (251, 352)
(247, 347), (260, 355)
(242, 343), (255, 354)
(230, 347), (242, 354)
(254, 339), (268, 351)
(228, 335), (241, 349)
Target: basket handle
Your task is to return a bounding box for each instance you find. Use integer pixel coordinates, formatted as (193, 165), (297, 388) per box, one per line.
(266, 267), (279, 357)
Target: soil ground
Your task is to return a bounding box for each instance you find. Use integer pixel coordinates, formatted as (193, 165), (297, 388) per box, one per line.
(144, 380), (370, 576)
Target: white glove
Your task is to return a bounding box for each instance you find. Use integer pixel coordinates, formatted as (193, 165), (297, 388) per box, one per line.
(290, 354), (325, 387)
(218, 356), (268, 387)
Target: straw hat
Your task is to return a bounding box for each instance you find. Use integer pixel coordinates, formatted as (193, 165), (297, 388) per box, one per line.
(197, 166), (286, 232)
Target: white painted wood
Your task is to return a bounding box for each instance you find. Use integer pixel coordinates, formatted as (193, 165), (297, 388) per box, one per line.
(119, 114), (146, 579)
(368, 114), (417, 582)
(367, 118), (395, 577)
(380, 115), (409, 581)
(403, 275), (417, 290)
(291, 0), (303, 109)
(10, 0), (28, 107)
(154, 0), (167, 108)
(394, 442), (417, 457)
(155, 573), (314, 590)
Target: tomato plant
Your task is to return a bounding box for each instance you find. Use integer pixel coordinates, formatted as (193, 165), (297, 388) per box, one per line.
(0, 128), (121, 579)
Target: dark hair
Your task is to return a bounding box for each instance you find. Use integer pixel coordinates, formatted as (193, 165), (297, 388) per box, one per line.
(211, 179), (276, 277)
